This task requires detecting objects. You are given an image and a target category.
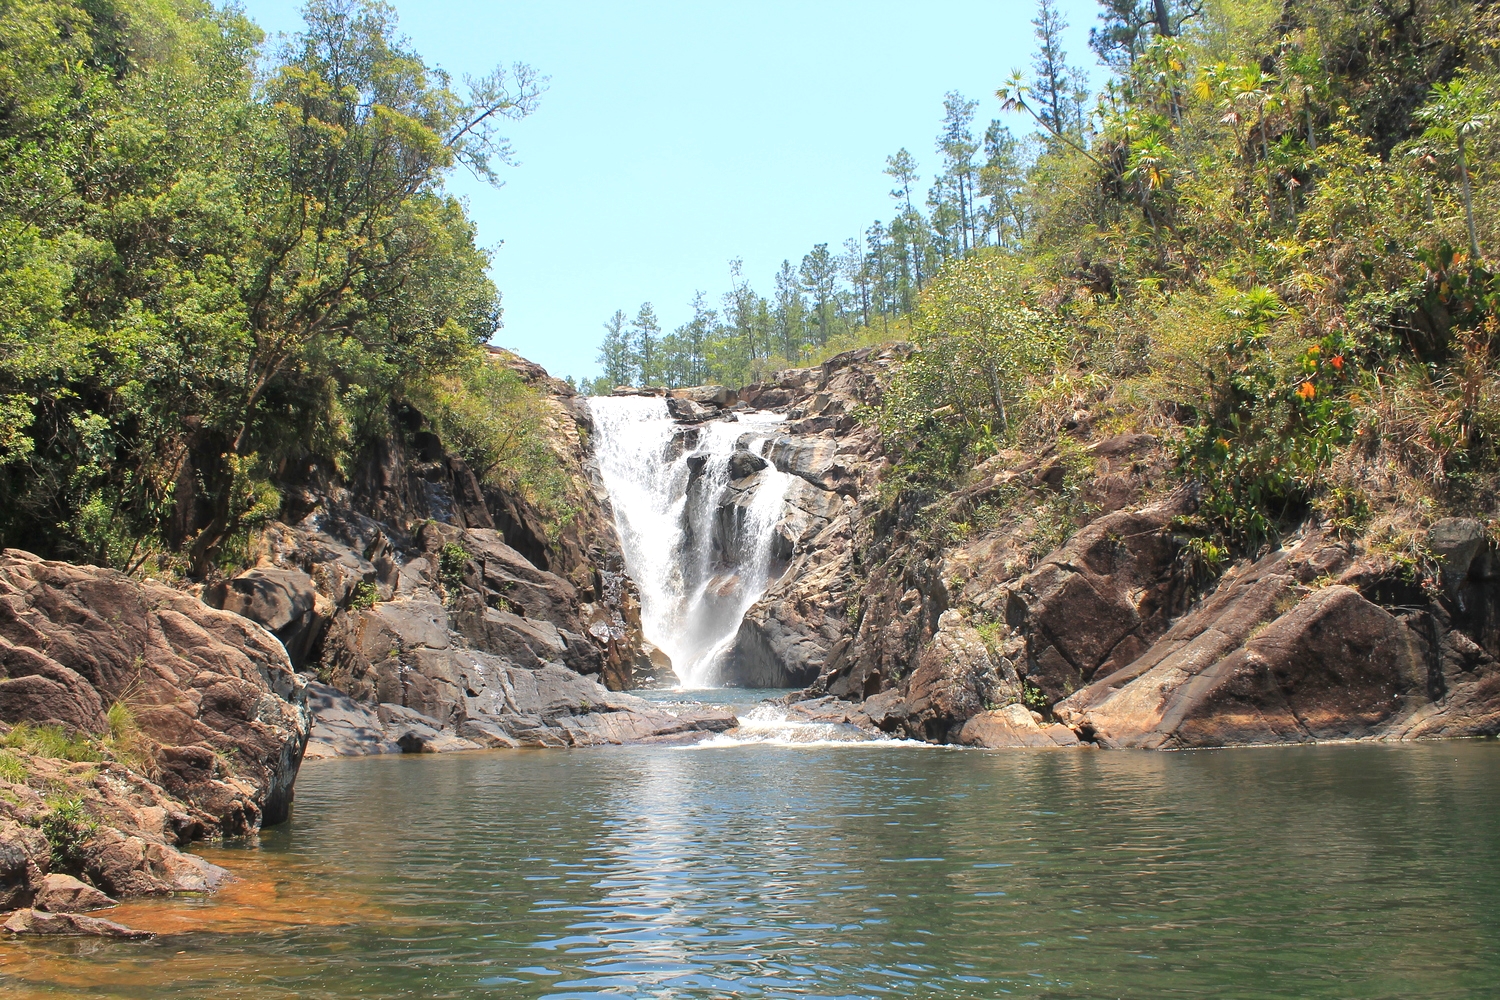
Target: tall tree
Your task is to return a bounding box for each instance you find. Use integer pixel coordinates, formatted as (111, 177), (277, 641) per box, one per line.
(1031, 0), (1081, 135)
(842, 237), (872, 328)
(678, 291), (716, 384)
(980, 121), (1031, 247)
(937, 92), (980, 253)
(773, 260), (807, 362)
(885, 149), (926, 293)
(724, 258), (759, 360)
(800, 244), (839, 347)
(597, 310), (634, 388)
(630, 302), (661, 385)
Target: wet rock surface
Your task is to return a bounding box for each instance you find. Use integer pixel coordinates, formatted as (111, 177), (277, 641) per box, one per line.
(2, 907), (152, 939)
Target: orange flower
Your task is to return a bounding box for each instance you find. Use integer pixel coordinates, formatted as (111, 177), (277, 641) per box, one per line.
(1297, 381), (1317, 400)
(1330, 355), (1344, 370)
(1306, 345), (1321, 355)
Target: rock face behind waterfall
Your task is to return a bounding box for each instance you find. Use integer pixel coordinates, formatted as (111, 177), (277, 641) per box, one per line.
(615, 346), (1500, 749)
(211, 357), (736, 755)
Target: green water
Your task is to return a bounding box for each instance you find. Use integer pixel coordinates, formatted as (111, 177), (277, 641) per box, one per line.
(5, 739), (1499, 999)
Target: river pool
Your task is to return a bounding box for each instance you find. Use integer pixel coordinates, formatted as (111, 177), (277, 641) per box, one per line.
(2, 735), (1497, 999)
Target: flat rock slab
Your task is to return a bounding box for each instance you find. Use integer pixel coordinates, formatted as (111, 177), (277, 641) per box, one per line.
(3, 908), (151, 939)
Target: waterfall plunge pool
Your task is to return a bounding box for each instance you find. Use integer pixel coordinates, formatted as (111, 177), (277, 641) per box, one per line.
(4, 737), (1497, 998)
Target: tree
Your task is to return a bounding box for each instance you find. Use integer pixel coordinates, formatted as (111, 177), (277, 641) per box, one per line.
(678, 291), (717, 384)
(937, 92), (981, 253)
(597, 310), (634, 388)
(1414, 72), (1495, 261)
(773, 260), (807, 361)
(800, 244), (839, 346)
(1090, 0), (1154, 66)
(630, 303), (662, 385)
(980, 121), (1032, 246)
(724, 258), (759, 360)
(842, 237), (872, 328)
(885, 149), (927, 293)
(1031, 0), (1080, 136)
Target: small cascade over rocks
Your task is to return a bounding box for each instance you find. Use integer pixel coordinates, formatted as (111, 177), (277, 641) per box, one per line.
(589, 395), (794, 687)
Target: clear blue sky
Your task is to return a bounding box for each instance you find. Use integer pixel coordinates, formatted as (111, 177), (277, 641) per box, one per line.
(238, 1), (1101, 382)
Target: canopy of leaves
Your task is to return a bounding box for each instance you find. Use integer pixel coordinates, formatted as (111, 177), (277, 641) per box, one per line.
(0, 0), (543, 575)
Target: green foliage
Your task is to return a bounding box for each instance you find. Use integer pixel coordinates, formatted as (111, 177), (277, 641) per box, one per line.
(39, 795), (96, 873)
(0, 749), (25, 785)
(844, 0), (1500, 558)
(1021, 679), (1049, 712)
(102, 701), (155, 775)
(0, 0), (541, 576)
(882, 253), (1070, 483)
(439, 542), (470, 593)
(349, 581), (380, 611)
(409, 354), (578, 534)
(2, 722), (100, 763)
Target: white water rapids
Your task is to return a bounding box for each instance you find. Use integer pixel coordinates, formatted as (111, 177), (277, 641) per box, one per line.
(588, 396), (793, 688)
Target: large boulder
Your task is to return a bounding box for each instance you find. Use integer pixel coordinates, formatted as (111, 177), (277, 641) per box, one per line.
(1002, 499), (1193, 705)
(958, 705), (1081, 748)
(0, 550), (310, 832)
(33, 873), (116, 913)
(1059, 582), (1428, 749)
(899, 611), (1017, 742)
(208, 567), (323, 669)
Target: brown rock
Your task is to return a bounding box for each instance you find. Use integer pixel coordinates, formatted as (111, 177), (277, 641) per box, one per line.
(1002, 498), (1193, 704)
(0, 551), (310, 832)
(208, 567), (322, 669)
(958, 705), (1081, 748)
(2, 908), (151, 939)
(1062, 585), (1427, 749)
(0, 820), (47, 912)
(33, 873), (115, 913)
(901, 612), (1016, 742)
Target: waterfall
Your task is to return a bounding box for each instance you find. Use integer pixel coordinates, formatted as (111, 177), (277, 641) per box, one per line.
(588, 396), (792, 688)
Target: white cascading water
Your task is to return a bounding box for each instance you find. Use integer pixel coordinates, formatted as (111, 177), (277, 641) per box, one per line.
(588, 396), (793, 688)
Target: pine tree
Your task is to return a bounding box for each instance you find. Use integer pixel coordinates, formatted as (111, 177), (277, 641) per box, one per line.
(679, 291), (716, 384)
(981, 121), (1031, 247)
(773, 260), (807, 362)
(630, 302), (661, 386)
(937, 92), (980, 253)
(597, 309), (634, 388)
(800, 244), (839, 347)
(1031, 0), (1080, 135)
(885, 149), (927, 295)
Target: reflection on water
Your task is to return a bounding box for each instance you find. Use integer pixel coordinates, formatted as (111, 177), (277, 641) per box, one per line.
(2, 742), (1498, 998)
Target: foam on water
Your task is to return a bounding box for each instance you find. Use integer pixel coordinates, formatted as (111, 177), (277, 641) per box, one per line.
(687, 704), (928, 749)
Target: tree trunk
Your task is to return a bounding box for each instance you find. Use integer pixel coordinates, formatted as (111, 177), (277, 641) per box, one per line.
(1458, 133), (1480, 261)
(1153, 0), (1174, 35)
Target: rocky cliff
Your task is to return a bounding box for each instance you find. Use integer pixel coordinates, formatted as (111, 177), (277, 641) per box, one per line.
(613, 346), (1500, 749)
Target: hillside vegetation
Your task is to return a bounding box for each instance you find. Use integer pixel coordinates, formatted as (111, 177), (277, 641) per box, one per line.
(0, 0), (565, 578)
(599, 0), (1500, 563)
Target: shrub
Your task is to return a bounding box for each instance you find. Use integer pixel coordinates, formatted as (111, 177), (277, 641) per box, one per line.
(0, 749), (25, 785)
(39, 796), (97, 873)
(349, 581), (380, 611)
(439, 542), (471, 594)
